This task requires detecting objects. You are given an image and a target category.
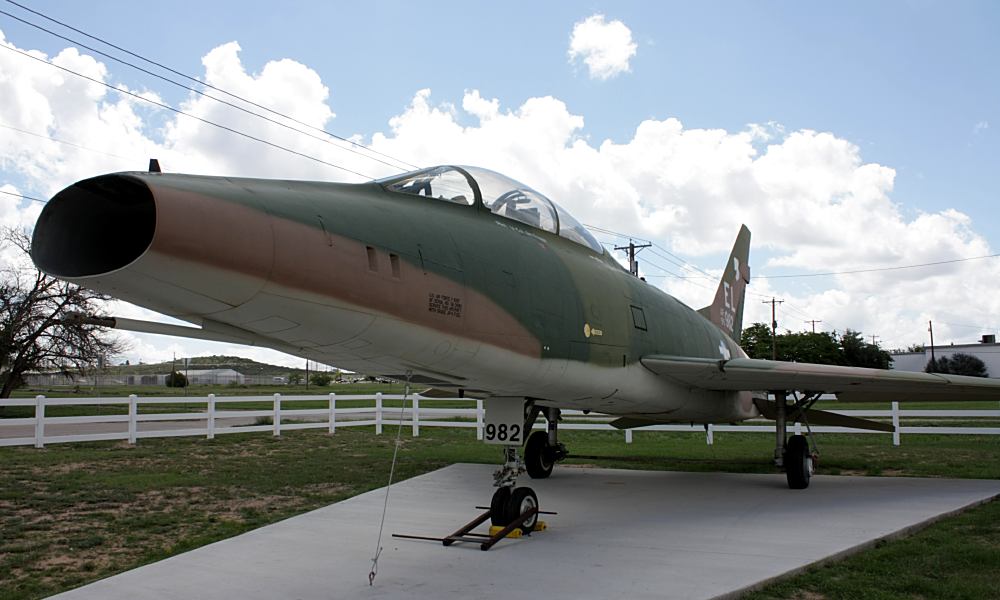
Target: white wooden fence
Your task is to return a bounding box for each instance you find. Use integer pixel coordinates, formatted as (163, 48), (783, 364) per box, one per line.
(1, 393), (999, 449)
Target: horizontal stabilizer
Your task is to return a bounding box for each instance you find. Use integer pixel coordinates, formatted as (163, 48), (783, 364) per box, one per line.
(753, 399), (894, 433)
(609, 417), (663, 430)
(419, 388), (455, 398)
(419, 387), (490, 399)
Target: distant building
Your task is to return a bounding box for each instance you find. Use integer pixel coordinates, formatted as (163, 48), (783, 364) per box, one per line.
(891, 335), (999, 378)
(23, 372), (126, 386)
(185, 369), (245, 385)
(123, 368), (246, 386)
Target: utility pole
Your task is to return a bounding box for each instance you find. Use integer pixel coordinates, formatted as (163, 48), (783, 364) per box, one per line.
(614, 240), (652, 277)
(804, 319), (823, 334)
(928, 320), (936, 372)
(870, 335), (880, 347)
(762, 297), (784, 360)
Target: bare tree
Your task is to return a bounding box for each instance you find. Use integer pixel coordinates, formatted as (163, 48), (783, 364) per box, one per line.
(0, 228), (126, 398)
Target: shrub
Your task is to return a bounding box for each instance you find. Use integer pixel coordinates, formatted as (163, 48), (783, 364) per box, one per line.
(925, 353), (989, 377)
(164, 371), (188, 388)
(310, 373), (333, 387)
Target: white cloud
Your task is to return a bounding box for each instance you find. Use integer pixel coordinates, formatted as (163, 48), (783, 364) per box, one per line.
(371, 90), (999, 349)
(568, 14), (637, 80)
(0, 184), (44, 268)
(973, 120), (989, 135)
(2, 33), (997, 366)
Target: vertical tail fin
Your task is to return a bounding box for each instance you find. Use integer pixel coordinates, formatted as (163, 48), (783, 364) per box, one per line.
(698, 225), (751, 342)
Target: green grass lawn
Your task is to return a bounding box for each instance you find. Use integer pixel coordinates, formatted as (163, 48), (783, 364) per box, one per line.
(1, 428), (998, 599)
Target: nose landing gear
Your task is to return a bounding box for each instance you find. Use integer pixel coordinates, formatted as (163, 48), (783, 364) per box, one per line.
(485, 400), (567, 534)
(490, 446), (539, 533)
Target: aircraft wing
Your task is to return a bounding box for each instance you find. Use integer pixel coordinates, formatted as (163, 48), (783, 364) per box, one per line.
(641, 355), (1000, 402)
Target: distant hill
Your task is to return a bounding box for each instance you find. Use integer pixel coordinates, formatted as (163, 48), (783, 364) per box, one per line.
(114, 355), (316, 377)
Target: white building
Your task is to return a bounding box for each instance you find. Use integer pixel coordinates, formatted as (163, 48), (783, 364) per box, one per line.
(891, 336), (999, 378)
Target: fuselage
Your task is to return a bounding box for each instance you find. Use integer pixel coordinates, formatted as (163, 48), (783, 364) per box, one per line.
(31, 168), (758, 423)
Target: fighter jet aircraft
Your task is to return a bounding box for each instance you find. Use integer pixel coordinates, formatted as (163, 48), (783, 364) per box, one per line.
(30, 164), (1000, 531)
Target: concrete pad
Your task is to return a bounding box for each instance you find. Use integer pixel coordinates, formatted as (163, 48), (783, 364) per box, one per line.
(50, 464), (1000, 600)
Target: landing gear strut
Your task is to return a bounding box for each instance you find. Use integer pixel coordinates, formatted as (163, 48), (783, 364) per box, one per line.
(489, 445), (539, 533)
(773, 391), (819, 489)
(524, 407), (568, 479)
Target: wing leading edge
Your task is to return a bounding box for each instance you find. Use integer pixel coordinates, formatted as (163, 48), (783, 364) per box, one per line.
(641, 355), (1000, 402)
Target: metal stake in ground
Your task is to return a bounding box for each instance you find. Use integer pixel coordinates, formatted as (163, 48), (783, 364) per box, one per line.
(368, 371), (412, 586)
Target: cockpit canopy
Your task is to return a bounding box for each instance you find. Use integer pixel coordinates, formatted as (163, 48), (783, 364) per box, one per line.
(378, 165), (603, 253)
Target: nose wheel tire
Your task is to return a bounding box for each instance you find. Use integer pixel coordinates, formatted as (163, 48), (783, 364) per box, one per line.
(785, 434), (813, 489)
(525, 430), (554, 479)
(507, 487), (539, 533)
(489, 486), (539, 534)
(490, 486), (512, 527)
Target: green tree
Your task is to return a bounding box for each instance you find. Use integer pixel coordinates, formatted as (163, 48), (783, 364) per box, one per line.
(840, 330), (893, 369)
(310, 373), (333, 386)
(776, 331), (846, 365)
(740, 323), (892, 369)
(287, 373), (303, 385)
(740, 322), (773, 359)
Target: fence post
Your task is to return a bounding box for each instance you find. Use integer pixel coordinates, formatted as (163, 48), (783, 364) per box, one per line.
(476, 399), (484, 440)
(892, 401), (900, 446)
(34, 395), (45, 449)
(625, 429), (633, 444)
(273, 393), (282, 437)
(207, 394), (216, 440)
(328, 393), (336, 435)
(375, 392), (383, 435)
(128, 394), (138, 445)
(706, 424), (714, 445)
(412, 395), (420, 437)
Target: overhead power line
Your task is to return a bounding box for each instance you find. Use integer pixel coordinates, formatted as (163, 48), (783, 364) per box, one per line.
(751, 253), (1000, 279)
(1, 44), (375, 180)
(2, 0), (419, 173)
(1, 122), (132, 160)
(582, 222), (847, 332)
(0, 8), (408, 172)
(0, 189), (46, 203)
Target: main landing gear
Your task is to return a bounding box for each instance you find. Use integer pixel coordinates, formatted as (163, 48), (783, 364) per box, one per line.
(773, 391), (820, 489)
(524, 406), (568, 479)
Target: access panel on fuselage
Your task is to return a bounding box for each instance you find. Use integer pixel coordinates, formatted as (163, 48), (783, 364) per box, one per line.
(458, 213), (548, 356)
(553, 242), (630, 368)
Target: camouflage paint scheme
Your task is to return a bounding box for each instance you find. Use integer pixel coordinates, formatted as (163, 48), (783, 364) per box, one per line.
(31, 165), (1000, 426)
(31, 167), (757, 423)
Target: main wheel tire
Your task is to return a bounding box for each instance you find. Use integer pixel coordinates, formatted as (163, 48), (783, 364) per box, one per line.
(506, 487), (539, 533)
(785, 434), (813, 490)
(490, 486), (512, 526)
(525, 430), (554, 479)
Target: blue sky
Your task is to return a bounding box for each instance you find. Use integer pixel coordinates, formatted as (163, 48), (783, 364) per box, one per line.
(1, 1), (999, 360)
(12, 0), (996, 235)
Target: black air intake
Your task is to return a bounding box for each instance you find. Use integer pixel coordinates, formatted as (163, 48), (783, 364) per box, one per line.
(31, 175), (156, 278)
